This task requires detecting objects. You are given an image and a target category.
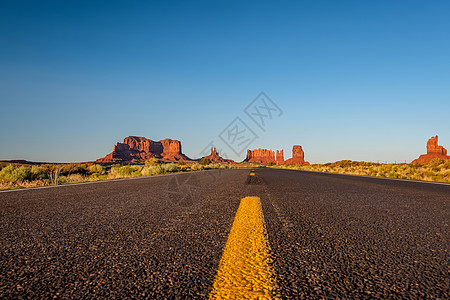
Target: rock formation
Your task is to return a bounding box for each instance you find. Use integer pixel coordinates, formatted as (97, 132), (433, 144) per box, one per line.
(96, 136), (191, 163)
(412, 136), (449, 163)
(200, 147), (234, 163)
(285, 145), (309, 165)
(245, 146), (309, 165)
(276, 150), (284, 164)
(244, 148), (276, 163)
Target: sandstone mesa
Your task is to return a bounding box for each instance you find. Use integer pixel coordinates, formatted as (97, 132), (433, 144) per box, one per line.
(96, 136), (309, 165)
(244, 145), (309, 165)
(412, 136), (449, 163)
(96, 136), (191, 163)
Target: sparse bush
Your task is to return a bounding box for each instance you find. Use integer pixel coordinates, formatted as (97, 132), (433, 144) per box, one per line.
(110, 165), (133, 177)
(88, 164), (105, 175)
(66, 174), (86, 183)
(89, 173), (108, 181)
(190, 163), (204, 171)
(199, 158), (211, 166)
(429, 158), (445, 168)
(60, 163), (89, 176)
(141, 166), (163, 176)
(145, 158), (162, 166)
(31, 165), (46, 180)
(162, 163), (178, 173)
(177, 164), (190, 172)
(269, 159), (450, 183)
(109, 165), (144, 177)
(0, 165), (32, 183)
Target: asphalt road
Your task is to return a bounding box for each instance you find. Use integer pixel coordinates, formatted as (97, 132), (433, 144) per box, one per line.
(0, 168), (448, 299)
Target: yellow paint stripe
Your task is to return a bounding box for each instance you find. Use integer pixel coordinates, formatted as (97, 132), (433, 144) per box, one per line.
(209, 196), (273, 299)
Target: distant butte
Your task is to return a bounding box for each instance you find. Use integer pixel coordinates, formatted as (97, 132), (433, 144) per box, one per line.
(412, 136), (450, 163)
(244, 148), (277, 164)
(285, 145), (309, 165)
(244, 145), (309, 165)
(96, 136), (309, 165)
(200, 147), (234, 163)
(96, 136), (192, 164)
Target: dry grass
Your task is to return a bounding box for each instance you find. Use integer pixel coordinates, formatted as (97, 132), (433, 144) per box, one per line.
(272, 159), (450, 183)
(0, 161), (237, 191)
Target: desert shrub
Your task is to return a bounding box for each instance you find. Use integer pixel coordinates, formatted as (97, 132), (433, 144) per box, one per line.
(89, 173), (108, 180)
(141, 166), (152, 176)
(60, 163), (89, 176)
(31, 165), (47, 180)
(110, 165), (133, 177)
(131, 171), (142, 176)
(442, 160), (450, 169)
(162, 163), (178, 173)
(109, 165), (143, 177)
(54, 176), (68, 185)
(429, 158), (445, 168)
(66, 174), (86, 183)
(208, 163), (221, 169)
(0, 165), (32, 183)
(88, 164), (105, 175)
(177, 164), (190, 172)
(199, 158), (211, 166)
(145, 158), (162, 166)
(141, 166), (163, 176)
(190, 163), (204, 171)
(131, 165), (143, 173)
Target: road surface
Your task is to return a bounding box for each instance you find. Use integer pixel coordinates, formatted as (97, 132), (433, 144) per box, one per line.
(0, 168), (448, 298)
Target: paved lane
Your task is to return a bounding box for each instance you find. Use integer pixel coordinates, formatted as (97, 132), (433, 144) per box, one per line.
(0, 170), (248, 298)
(256, 168), (449, 299)
(1, 168), (449, 298)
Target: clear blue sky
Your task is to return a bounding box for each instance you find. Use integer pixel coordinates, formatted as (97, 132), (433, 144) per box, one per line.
(1, 0), (449, 163)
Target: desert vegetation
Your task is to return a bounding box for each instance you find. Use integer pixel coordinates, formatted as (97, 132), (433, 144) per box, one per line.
(272, 159), (450, 183)
(2, 159), (447, 191)
(0, 161), (233, 190)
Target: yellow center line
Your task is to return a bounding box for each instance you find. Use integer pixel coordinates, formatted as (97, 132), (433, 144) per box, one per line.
(209, 196), (274, 299)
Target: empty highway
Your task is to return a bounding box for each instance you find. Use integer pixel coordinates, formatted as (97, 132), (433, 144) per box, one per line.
(0, 168), (449, 299)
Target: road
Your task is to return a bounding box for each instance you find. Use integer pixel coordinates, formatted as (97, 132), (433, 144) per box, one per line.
(0, 168), (448, 298)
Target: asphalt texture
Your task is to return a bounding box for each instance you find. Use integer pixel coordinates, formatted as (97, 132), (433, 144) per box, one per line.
(0, 168), (449, 299)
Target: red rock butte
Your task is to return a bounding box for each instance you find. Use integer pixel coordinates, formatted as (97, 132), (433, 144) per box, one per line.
(96, 136), (191, 163)
(412, 136), (449, 163)
(200, 147), (234, 163)
(244, 145), (309, 165)
(285, 145), (309, 165)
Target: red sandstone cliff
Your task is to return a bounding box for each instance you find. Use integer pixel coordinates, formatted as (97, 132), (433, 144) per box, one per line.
(244, 148), (276, 163)
(96, 136), (191, 163)
(201, 147), (234, 163)
(285, 145), (309, 165)
(245, 145), (308, 165)
(276, 150), (285, 164)
(412, 136), (449, 163)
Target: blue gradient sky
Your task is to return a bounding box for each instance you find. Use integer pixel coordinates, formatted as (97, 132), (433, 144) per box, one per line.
(1, 1), (449, 163)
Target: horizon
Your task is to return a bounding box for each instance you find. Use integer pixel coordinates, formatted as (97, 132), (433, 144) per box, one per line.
(1, 1), (449, 164)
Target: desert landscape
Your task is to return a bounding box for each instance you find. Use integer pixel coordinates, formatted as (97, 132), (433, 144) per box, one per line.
(1, 1), (449, 299)
(1, 135), (449, 190)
